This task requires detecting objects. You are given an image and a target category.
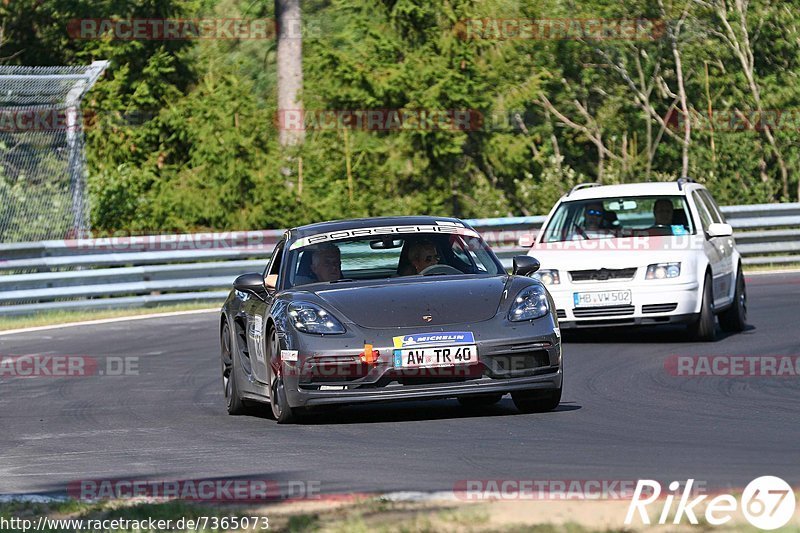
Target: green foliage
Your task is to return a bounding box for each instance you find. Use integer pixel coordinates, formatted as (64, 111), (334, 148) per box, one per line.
(2, 0), (798, 235)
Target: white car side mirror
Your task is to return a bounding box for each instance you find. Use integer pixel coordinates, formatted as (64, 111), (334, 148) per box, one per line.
(707, 222), (733, 238)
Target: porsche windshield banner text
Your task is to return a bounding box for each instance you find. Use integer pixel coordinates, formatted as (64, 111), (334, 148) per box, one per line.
(289, 224), (478, 249)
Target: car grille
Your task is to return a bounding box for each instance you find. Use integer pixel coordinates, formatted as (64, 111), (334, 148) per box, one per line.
(556, 309), (567, 319)
(642, 303), (679, 314)
(572, 305), (635, 317)
(569, 268), (637, 282)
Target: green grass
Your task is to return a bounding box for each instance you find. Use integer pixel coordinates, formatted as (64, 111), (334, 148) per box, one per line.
(0, 303), (217, 331)
(745, 262), (800, 272)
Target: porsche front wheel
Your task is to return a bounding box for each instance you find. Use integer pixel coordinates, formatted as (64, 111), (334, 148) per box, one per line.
(221, 320), (247, 415)
(267, 328), (299, 424)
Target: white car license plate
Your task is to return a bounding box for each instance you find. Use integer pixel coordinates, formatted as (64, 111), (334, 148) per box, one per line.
(573, 290), (632, 308)
(393, 345), (478, 368)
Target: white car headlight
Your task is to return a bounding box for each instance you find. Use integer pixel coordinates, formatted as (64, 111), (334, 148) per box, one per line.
(508, 285), (550, 321)
(646, 262), (681, 280)
(288, 302), (345, 334)
(531, 269), (560, 285)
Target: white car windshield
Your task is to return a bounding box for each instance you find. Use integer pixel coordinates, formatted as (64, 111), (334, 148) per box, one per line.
(541, 195), (695, 242)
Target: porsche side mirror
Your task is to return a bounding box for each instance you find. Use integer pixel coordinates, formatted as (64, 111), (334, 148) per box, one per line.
(513, 255), (540, 277)
(706, 222), (733, 238)
(233, 272), (267, 296)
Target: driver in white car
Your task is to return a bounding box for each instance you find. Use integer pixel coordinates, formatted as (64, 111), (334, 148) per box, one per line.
(574, 202), (615, 240)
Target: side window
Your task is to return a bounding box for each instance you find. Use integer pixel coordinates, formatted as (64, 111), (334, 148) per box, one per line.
(264, 241), (284, 288)
(542, 203), (570, 242)
(691, 192), (713, 231)
(699, 190), (725, 223)
(451, 235), (485, 272)
(450, 236), (471, 265)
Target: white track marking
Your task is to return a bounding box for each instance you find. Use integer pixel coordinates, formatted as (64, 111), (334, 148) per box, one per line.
(0, 308), (218, 337)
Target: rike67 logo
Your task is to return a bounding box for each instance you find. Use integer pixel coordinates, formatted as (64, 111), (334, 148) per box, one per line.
(625, 477), (796, 530)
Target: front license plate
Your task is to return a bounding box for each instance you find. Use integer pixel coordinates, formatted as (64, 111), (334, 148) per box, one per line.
(573, 290), (632, 308)
(393, 345), (478, 368)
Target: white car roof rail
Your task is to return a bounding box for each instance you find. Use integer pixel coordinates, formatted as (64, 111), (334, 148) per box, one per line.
(677, 177), (696, 190)
(566, 183), (601, 196)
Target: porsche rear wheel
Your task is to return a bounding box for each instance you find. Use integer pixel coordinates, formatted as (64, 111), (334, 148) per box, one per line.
(267, 328), (298, 424)
(221, 321), (247, 415)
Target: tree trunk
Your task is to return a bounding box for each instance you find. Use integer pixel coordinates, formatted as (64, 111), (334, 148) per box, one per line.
(276, 0), (304, 146)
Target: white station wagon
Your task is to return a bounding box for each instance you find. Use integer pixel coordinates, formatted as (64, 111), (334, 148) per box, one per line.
(526, 179), (746, 341)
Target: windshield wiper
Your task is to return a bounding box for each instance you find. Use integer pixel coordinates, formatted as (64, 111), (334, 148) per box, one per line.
(328, 278), (356, 284)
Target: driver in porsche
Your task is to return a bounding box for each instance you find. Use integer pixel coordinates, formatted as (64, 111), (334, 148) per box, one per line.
(407, 239), (441, 274)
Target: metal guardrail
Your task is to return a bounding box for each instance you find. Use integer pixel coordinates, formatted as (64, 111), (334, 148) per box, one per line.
(0, 203), (798, 316)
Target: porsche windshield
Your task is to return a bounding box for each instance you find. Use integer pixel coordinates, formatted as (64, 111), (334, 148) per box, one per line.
(286, 231), (503, 287)
(540, 195), (696, 243)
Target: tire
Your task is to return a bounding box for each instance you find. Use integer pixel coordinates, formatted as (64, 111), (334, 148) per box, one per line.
(719, 269), (747, 332)
(267, 328), (299, 424)
(457, 394), (503, 408)
(687, 273), (717, 342)
(221, 321), (247, 415)
(512, 386), (562, 414)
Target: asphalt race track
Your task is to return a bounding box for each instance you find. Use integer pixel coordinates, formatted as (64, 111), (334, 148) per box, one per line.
(1, 272), (799, 497)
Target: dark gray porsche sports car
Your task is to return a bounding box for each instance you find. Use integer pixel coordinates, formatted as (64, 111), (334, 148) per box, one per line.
(219, 216), (563, 423)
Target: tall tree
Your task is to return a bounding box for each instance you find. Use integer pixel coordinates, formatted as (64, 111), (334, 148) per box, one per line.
(276, 0), (304, 146)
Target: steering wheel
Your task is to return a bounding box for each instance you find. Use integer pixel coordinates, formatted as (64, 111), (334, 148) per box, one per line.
(420, 264), (462, 276)
(574, 224), (590, 240)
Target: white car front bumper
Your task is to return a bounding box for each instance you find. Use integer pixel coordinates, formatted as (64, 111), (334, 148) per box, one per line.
(546, 279), (700, 328)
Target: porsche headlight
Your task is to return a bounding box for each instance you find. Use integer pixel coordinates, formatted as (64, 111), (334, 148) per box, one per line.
(288, 302), (345, 334)
(532, 269), (560, 285)
(646, 262), (681, 280)
(508, 285), (550, 321)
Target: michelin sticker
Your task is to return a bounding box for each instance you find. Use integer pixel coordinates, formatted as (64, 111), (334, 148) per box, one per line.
(392, 331), (475, 348)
